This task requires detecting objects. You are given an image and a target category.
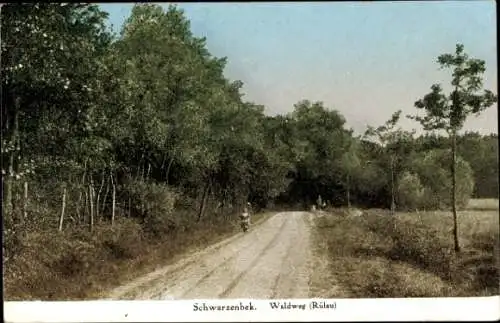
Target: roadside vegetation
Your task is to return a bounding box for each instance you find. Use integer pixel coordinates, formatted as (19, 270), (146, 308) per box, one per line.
(2, 4), (498, 299)
(311, 200), (499, 297)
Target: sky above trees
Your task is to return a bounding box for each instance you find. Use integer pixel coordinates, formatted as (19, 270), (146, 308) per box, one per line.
(99, 1), (497, 135)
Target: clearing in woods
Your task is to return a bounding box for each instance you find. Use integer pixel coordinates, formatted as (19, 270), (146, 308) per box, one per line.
(309, 199), (499, 298)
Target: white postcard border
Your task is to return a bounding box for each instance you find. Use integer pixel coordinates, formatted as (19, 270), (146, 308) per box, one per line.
(4, 297), (500, 322)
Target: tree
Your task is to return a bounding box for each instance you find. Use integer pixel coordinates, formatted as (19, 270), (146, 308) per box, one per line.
(457, 132), (499, 198)
(290, 100), (350, 206)
(408, 149), (475, 211)
(409, 43), (497, 252)
(339, 135), (361, 208)
(364, 110), (403, 214)
(1, 3), (112, 225)
(354, 140), (390, 208)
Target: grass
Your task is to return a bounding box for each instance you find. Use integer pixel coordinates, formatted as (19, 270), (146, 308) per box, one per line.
(311, 199), (499, 298)
(3, 210), (275, 300)
(466, 198), (499, 211)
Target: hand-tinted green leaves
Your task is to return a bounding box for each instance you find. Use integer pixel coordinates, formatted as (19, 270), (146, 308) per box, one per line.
(412, 44), (497, 133)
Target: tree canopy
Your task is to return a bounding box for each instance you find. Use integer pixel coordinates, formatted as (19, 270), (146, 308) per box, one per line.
(1, 3), (497, 234)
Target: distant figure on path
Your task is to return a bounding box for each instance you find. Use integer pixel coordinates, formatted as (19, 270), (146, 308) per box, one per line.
(316, 195), (323, 210)
(246, 202), (252, 224)
(239, 203), (251, 232)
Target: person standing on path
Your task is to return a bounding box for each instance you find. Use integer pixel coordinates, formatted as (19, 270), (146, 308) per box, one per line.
(316, 195), (323, 211)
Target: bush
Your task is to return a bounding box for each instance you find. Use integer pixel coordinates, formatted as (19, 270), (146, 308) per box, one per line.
(363, 213), (454, 274)
(397, 171), (425, 210)
(123, 179), (179, 239)
(313, 213), (461, 298)
(97, 218), (145, 260)
(340, 258), (455, 297)
(409, 149), (475, 210)
(3, 219), (24, 265)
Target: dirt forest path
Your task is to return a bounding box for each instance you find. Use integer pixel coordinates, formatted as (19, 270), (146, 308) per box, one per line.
(107, 212), (314, 300)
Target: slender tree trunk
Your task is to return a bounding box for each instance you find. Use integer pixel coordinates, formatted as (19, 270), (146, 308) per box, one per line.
(160, 154), (167, 171)
(101, 171), (110, 216)
(390, 155), (396, 214)
(58, 186), (66, 232)
(451, 130), (460, 252)
(197, 180), (211, 222)
(76, 190), (82, 224)
(76, 161), (87, 224)
(84, 189), (88, 225)
(23, 181), (28, 220)
(140, 151), (145, 181)
(140, 154), (146, 216)
(111, 173), (116, 226)
(146, 162), (151, 180)
(96, 169), (105, 221)
(346, 174), (351, 208)
(5, 99), (20, 220)
(89, 182), (94, 232)
(165, 156), (174, 185)
(137, 151), (144, 178)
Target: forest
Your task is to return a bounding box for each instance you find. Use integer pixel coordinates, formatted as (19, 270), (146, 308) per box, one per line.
(2, 4), (498, 299)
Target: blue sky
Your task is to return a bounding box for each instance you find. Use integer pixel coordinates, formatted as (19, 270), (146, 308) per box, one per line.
(99, 1), (497, 135)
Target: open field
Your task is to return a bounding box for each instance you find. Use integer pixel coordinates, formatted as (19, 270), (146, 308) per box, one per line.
(466, 198), (500, 211)
(310, 199), (499, 298)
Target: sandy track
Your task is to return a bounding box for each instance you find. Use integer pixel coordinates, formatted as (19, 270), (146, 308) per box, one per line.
(107, 212), (313, 300)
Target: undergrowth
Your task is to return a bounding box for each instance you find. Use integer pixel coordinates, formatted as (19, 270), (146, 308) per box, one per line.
(312, 206), (499, 297)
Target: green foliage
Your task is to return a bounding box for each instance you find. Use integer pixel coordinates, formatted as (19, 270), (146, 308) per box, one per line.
(2, 6), (496, 227)
(340, 137), (361, 178)
(363, 110), (416, 211)
(457, 132), (499, 198)
(409, 149), (474, 209)
(410, 44), (497, 132)
(123, 179), (178, 238)
(396, 171), (425, 211)
(412, 132), (498, 199)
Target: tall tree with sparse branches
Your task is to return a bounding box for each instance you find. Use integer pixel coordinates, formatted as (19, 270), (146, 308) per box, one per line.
(364, 110), (403, 214)
(409, 43), (497, 252)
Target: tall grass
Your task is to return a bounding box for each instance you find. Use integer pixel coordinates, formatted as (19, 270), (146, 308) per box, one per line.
(3, 206), (275, 300)
(311, 202), (499, 297)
